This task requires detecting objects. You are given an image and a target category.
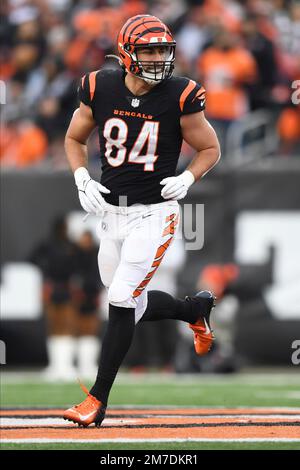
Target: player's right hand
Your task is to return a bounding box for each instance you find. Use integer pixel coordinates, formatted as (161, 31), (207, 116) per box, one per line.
(74, 167), (110, 216)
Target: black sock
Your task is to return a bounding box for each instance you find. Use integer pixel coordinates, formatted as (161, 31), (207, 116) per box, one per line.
(89, 304), (135, 405)
(140, 290), (200, 324)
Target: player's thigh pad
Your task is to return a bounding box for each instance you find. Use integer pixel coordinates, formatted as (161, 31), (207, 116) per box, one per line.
(98, 238), (121, 288)
(107, 232), (152, 307)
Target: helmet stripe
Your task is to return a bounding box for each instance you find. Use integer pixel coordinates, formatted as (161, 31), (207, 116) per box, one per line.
(122, 15), (148, 42)
(133, 27), (166, 43)
(128, 19), (163, 35)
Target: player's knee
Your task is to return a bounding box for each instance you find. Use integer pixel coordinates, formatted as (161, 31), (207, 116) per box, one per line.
(108, 280), (134, 308)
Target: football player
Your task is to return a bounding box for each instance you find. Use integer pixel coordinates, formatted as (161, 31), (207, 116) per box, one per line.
(63, 14), (220, 427)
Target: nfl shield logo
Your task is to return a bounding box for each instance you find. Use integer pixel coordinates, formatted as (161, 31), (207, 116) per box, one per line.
(131, 98), (140, 108)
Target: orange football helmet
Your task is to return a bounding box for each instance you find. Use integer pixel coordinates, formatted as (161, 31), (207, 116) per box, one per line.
(117, 15), (176, 84)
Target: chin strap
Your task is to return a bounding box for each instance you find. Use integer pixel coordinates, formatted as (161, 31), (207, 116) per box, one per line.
(105, 54), (163, 86)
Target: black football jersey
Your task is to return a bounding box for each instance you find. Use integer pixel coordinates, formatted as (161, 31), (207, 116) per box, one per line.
(78, 68), (205, 206)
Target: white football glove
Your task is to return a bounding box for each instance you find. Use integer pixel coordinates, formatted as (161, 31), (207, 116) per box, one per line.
(74, 167), (110, 216)
(160, 170), (195, 200)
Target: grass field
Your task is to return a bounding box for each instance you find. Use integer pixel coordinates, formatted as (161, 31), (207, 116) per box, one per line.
(1, 371), (300, 450)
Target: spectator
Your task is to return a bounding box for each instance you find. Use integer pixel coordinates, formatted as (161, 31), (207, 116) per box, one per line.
(196, 27), (257, 151)
(0, 119), (48, 168)
(30, 216), (78, 381)
(242, 14), (279, 109)
(73, 230), (103, 380)
(176, 6), (211, 71)
(273, 0), (300, 55)
(277, 105), (300, 155)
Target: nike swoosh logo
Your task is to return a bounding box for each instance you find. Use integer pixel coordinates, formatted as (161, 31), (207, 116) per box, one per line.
(142, 214), (153, 219)
(78, 411), (96, 420)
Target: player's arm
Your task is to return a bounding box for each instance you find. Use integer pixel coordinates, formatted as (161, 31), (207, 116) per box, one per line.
(160, 81), (220, 201)
(180, 110), (220, 181)
(65, 102), (96, 173)
(160, 111), (220, 201)
(65, 101), (110, 215)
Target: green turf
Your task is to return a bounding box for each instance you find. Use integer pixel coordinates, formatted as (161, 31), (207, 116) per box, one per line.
(1, 376), (300, 408)
(1, 442), (300, 451)
(1, 373), (300, 451)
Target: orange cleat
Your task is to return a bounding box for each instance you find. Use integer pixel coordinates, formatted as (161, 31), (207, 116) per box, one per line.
(189, 318), (215, 355)
(63, 381), (106, 428)
(186, 290), (216, 356)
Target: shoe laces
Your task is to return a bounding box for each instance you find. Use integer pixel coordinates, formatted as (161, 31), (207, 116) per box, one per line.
(195, 331), (213, 341)
(190, 321), (215, 338)
(74, 379), (100, 411)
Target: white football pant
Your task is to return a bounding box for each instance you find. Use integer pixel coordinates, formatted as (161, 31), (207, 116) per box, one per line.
(97, 200), (180, 323)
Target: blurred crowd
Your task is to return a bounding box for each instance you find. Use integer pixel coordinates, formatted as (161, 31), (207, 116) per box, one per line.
(1, 0), (300, 169)
(30, 216), (103, 380)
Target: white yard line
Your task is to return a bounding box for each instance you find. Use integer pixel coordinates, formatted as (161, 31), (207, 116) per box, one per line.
(1, 438), (300, 444)
(0, 418), (138, 426)
(1, 414), (300, 428)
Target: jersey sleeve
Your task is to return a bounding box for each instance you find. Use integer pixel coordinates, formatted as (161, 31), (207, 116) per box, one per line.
(179, 79), (206, 115)
(77, 71), (98, 108)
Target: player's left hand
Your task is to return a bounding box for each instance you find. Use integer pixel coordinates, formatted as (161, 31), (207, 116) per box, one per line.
(160, 170), (195, 200)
